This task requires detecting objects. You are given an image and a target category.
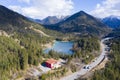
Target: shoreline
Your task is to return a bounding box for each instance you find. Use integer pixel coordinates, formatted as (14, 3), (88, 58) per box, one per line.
(42, 40), (55, 50)
(42, 40), (74, 49)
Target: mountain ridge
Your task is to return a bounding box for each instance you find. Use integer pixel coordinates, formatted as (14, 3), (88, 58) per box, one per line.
(102, 15), (120, 28)
(29, 16), (69, 25)
(44, 11), (110, 37)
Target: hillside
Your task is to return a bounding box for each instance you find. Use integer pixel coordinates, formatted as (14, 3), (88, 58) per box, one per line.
(0, 5), (28, 33)
(91, 37), (120, 80)
(0, 5), (54, 79)
(44, 11), (110, 37)
(0, 5), (46, 34)
(107, 27), (120, 37)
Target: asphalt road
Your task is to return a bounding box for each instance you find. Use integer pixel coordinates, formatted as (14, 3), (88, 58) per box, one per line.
(61, 37), (111, 80)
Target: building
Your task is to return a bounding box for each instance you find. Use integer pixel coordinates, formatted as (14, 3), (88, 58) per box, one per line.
(45, 59), (59, 69)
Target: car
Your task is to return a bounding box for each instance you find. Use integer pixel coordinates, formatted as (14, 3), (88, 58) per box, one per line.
(83, 65), (90, 69)
(87, 66), (89, 69)
(83, 66), (86, 69)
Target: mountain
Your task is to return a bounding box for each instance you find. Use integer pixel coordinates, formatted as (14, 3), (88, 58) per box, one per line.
(30, 16), (69, 25)
(27, 17), (42, 24)
(102, 15), (120, 28)
(41, 16), (61, 24)
(44, 11), (110, 37)
(0, 5), (51, 36)
(34, 19), (42, 23)
(0, 5), (28, 33)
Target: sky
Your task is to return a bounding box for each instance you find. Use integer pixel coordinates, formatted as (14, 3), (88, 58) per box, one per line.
(0, 0), (120, 19)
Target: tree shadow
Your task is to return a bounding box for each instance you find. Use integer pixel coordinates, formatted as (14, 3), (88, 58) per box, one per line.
(41, 62), (46, 67)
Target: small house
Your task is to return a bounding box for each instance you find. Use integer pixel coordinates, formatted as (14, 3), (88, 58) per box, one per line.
(45, 59), (59, 69)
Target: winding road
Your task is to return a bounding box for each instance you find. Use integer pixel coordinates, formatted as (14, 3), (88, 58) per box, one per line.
(61, 37), (112, 80)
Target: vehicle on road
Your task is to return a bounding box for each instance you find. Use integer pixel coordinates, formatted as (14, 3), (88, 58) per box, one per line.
(83, 65), (90, 69)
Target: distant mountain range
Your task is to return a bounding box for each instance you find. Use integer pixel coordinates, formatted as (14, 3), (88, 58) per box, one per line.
(29, 16), (69, 25)
(44, 11), (110, 37)
(30, 14), (120, 29)
(102, 15), (120, 28)
(0, 5), (116, 38)
(41, 16), (69, 25)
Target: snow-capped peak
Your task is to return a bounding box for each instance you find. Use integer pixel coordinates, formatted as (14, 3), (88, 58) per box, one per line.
(108, 15), (120, 20)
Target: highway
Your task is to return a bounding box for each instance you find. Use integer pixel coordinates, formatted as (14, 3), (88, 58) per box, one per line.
(61, 37), (112, 80)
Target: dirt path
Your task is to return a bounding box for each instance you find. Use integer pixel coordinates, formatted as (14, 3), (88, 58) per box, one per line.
(29, 26), (50, 37)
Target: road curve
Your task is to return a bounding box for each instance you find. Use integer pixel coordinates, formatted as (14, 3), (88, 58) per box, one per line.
(60, 37), (112, 80)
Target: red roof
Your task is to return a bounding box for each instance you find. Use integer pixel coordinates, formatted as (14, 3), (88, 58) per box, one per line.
(46, 59), (57, 64)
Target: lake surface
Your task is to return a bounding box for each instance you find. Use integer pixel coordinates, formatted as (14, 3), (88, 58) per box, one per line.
(44, 41), (74, 55)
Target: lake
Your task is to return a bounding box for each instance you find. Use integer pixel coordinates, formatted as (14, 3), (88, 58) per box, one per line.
(44, 41), (74, 55)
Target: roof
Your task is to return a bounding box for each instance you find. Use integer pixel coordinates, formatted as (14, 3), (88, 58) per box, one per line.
(46, 59), (57, 64)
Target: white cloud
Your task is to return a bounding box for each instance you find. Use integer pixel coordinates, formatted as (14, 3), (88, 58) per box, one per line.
(9, 0), (74, 19)
(9, 6), (22, 12)
(91, 0), (120, 18)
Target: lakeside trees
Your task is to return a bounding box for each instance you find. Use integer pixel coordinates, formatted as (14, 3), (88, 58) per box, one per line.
(73, 37), (100, 52)
(72, 37), (100, 64)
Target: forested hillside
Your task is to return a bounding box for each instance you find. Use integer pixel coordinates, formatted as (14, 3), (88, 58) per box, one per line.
(107, 27), (120, 37)
(90, 38), (120, 80)
(0, 36), (27, 79)
(71, 37), (100, 64)
(0, 5), (54, 79)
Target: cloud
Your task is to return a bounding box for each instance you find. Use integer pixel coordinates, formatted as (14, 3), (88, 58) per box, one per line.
(91, 0), (120, 18)
(9, 0), (74, 19)
(9, 6), (22, 12)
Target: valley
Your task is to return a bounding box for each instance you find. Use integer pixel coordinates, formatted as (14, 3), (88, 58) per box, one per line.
(0, 4), (120, 80)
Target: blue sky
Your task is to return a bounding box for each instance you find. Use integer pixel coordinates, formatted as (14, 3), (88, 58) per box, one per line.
(73, 0), (103, 12)
(0, 0), (120, 19)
